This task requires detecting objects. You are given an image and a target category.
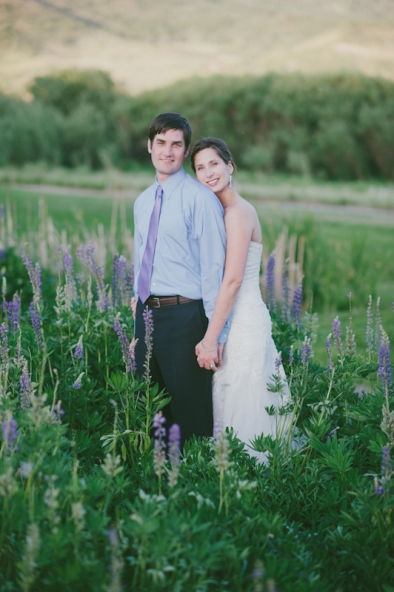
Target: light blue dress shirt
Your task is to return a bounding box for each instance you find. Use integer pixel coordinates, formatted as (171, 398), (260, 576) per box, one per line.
(134, 167), (230, 342)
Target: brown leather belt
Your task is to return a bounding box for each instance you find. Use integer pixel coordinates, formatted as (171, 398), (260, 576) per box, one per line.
(145, 295), (197, 308)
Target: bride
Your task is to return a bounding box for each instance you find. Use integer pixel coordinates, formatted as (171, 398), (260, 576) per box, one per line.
(192, 138), (289, 460)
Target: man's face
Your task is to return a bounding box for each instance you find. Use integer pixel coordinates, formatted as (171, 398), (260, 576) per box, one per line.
(148, 129), (189, 182)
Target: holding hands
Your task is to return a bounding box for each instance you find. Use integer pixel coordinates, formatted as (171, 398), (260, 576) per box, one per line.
(195, 340), (224, 372)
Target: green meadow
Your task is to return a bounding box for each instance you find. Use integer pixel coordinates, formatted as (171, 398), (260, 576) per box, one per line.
(2, 169), (393, 366)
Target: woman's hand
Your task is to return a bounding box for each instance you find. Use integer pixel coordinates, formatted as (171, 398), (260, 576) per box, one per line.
(131, 297), (137, 318)
(195, 341), (219, 371)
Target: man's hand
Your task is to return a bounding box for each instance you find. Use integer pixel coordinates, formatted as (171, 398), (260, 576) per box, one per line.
(131, 297), (137, 318)
(195, 341), (219, 371)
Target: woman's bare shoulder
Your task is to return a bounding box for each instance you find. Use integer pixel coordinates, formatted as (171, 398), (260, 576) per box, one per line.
(225, 198), (257, 222)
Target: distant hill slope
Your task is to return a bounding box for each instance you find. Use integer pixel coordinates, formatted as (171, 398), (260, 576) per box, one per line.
(1, 0), (394, 95)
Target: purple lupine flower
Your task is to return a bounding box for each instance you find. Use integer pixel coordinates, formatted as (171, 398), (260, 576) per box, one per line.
(325, 334), (333, 372)
(292, 281), (303, 329)
(346, 326), (356, 357)
(326, 427), (339, 439)
(153, 412), (166, 481)
(125, 264), (135, 303)
(143, 307), (154, 380)
(381, 446), (392, 480)
(266, 252), (276, 313)
(366, 295), (374, 357)
(129, 337), (137, 372)
(374, 476), (384, 496)
(29, 302), (43, 350)
(0, 322), (8, 367)
(332, 316), (344, 360)
(52, 401), (65, 424)
(375, 297), (382, 352)
(72, 373), (84, 389)
(2, 413), (18, 451)
(74, 336), (84, 360)
(20, 360), (32, 410)
(4, 294), (21, 333)
(63, 248), (78, 304)
(76, 243), (100, 276)
(20, 248), (41, 305)
(114, 313), (135, 373)
(143, 307), (154, 353)
(300, 337), (311, 367)
(281, 260), (291, 323)
(112, 254), (127, 308)
(289, 344), (294, 366)
(77, 243), (108, 312)
(378, 328), (392, 390)
(168, 423), (181, 487)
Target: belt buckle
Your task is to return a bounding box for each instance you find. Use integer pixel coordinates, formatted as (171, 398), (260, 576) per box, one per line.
(152, 297), (161, 308)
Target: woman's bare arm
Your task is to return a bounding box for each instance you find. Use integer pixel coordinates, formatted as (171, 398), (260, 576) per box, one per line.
(196, 203), (258, 369)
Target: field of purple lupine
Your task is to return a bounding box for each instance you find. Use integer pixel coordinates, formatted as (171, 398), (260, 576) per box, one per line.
(0, 185), (393, 591)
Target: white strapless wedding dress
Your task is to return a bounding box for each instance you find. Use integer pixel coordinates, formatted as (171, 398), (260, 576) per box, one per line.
(213, 241), (289, 462)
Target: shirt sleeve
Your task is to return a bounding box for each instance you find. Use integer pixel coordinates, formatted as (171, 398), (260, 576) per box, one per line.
(194, 190), (231, 343)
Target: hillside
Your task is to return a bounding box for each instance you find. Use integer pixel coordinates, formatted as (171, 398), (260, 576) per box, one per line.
(1, 0), (394, 95)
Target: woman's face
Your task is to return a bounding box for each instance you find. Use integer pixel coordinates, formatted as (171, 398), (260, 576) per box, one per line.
(193, 147), (233, 193)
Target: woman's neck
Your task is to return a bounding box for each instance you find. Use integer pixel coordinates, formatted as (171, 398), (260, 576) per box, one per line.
(216, 187), (239, 211)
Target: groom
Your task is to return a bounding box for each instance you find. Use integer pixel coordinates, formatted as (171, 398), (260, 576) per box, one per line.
(133, 112), (228, 443)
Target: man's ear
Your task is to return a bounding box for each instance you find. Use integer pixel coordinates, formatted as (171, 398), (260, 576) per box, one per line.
(184, 146), (190, 158)
(147, 139), (152, 154)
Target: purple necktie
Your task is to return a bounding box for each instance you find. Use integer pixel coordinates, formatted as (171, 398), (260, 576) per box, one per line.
(138, 185), (163, 303)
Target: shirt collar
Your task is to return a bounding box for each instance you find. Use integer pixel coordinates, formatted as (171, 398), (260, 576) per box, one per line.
(155, 167), (186, 199)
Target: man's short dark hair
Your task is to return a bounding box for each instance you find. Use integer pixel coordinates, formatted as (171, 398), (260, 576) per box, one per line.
(149, 113), (192, 150)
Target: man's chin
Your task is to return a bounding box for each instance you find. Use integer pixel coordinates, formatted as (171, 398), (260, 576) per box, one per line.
(157, 165), (182, 177)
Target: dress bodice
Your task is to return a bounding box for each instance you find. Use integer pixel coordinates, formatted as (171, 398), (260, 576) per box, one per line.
(234, 241), (263, 310)
(242, 241), (262, 284)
